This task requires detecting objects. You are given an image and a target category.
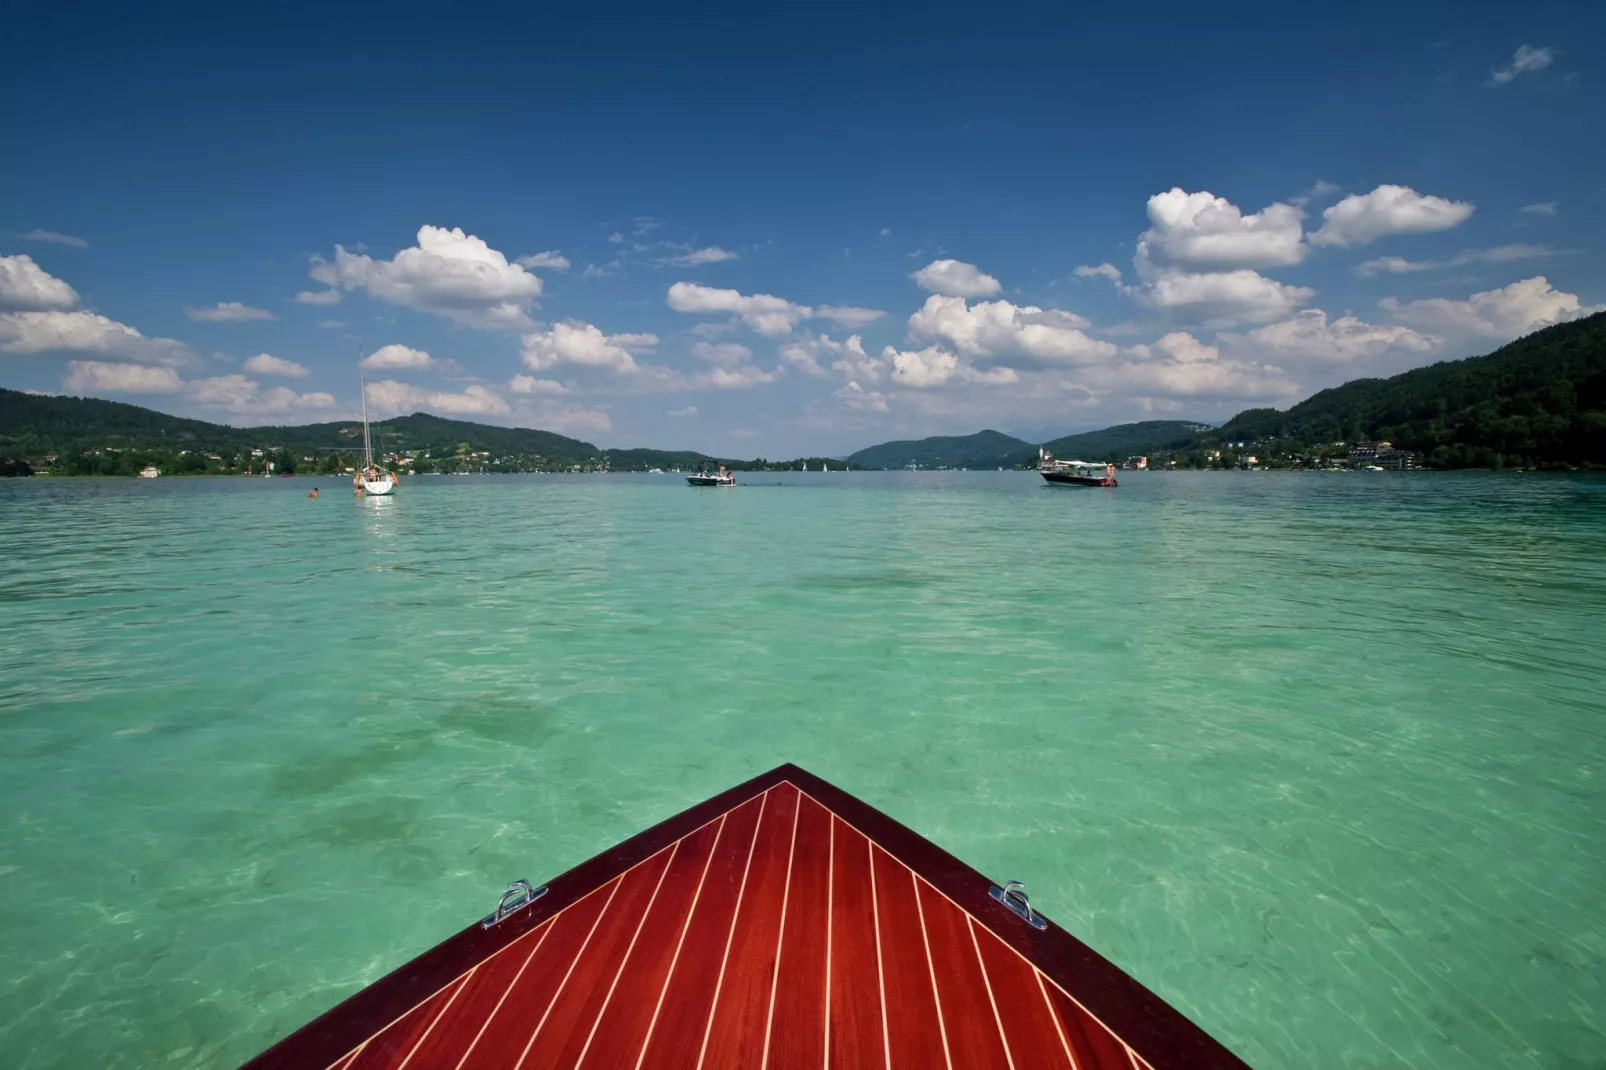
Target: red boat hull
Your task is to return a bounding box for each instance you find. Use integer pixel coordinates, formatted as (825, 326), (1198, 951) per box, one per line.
(241, 763), (1245, 1069)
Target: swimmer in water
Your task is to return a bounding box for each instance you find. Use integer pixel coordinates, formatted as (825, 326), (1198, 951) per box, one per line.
(308, 488), (319, 499)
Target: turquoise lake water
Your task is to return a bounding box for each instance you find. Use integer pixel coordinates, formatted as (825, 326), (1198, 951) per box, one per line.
(1, 470), (1602, 1068)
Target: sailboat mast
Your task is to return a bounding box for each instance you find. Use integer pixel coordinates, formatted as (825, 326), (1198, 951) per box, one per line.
(360, 373), (373, 469)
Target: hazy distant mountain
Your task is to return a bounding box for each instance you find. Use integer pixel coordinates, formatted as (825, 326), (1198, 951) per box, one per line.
(845, 430), (1034, 469)
(9, 310), (1604, 473)
(1041, 420), (1214, 460)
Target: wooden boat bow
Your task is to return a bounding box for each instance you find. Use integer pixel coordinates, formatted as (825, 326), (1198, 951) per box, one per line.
(242, 763), (1249, 1069)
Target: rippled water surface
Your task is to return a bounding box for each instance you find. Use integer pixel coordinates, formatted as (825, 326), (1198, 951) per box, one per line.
(1, 471), (1603, 1068)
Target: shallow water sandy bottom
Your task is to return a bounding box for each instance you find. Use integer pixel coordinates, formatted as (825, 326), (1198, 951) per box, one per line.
(1, 471), (1602, 1068)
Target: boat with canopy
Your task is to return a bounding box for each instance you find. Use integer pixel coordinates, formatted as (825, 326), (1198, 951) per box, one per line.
(687, 466), (736, 487)
(1038, 448), (1118, 487)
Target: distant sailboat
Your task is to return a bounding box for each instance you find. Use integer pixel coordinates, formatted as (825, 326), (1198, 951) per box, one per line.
(355, 366), (397, 497)
(802, 461), (808, 471)
(823, 461), (829, 472)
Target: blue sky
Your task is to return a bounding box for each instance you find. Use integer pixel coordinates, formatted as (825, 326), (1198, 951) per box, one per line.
(2, 1), (1602, 455)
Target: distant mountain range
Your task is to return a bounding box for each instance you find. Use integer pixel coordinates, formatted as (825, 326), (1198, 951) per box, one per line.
(0, 392), (839, 474)
(843, 421), (1210, 469)
(843, 429), (1034, 470)
(5, 312), (1603, 474)
(847, 312), (1606, 470)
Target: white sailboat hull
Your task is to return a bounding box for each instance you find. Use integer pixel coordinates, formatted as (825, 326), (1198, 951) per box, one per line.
(361, 477), (397, 496)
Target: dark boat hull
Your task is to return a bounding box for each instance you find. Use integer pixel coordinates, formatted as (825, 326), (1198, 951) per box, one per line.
(242, 763), (1247, 1069)
(1042, 470), (1118, 486)
(686, 475), (735, 486)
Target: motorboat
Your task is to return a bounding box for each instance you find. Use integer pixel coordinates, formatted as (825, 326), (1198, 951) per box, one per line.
(1038, 448), (1118, 487)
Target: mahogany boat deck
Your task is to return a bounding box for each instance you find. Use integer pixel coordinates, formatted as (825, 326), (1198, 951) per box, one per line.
(244, 764), (1248, 1069)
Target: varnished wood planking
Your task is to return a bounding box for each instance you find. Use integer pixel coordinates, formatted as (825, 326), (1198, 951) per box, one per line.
(870, 847), (951, 1069)
(1045, 982), (1148, 1070)
(915, 877), (1014, 1069)
(392, 919), (554, 1068)
(827, 818), (886, 1069)
(569, 817), (727, 1067)
(699, 786), (801, 1070)
(514, 847), (676, 1069)
(454, 879), (624, 1070)
(971, 920), (1078, 1070)
(344, 974), (469, 1070)
(764, 793), (833, 1069)
(634, 794), (766, 1067)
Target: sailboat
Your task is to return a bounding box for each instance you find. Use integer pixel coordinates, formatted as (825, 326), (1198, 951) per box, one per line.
(356, 371), (397, 497)
(801, 460), (808, 471)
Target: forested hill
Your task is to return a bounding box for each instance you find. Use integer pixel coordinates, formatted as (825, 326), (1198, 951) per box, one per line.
(1042, 420), (1212, 460)
(1210, 311), (1606, 467)
(0, 390), (843, 474)
(0, 391), (603, 460)
(845, 429), (1034, 469)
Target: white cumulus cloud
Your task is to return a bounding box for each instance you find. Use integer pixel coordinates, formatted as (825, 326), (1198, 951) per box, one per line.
(1137, 188), (1307, 270)
(242, 353), (311, 378)
(63, 360), (182, 394)
(521, 321), (659, 373)
(0, 254), (81, 311)
(516, 251), (571, 271)
(1127, 266), (1314, 327)
(1309, 185), (1474, 247)
(186, 375), (336, 415)
(1380, 276), (1602, 340)
(1114, 333), (1300, 400)
(361, 344), (434, 370)
(666, 246), (738, 266)
(509, 374), (568, 395)
(690, 341), (753, 368)
(666, 281), (812, 335)
(365, 379), (511, 417)
(0, 309), (194, 366)
(703, 364), (781, 389)
(780, 333), (884, 382)
(186, 301), (273, 322)
(1073, 263), (1122, 283)
(1228, 310), (1439, 365)
(310, 225), (544, 329)
(521, 402), (611, 436)
(295, 289), (342, 306)
(885, 345), (960, 388)
(910, 259), (1002, 299)
(834, 381), (889, 413)
(816, 305), (886, 328)
(908, 294), (1119, 368)
(1490, 44), (1554, 86)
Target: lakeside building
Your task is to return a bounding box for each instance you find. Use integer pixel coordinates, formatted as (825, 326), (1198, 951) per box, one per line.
(1348, 440), (1417, 469)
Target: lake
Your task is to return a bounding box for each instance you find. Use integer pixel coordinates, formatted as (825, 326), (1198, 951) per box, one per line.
(1, 470), (1602, 1068)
